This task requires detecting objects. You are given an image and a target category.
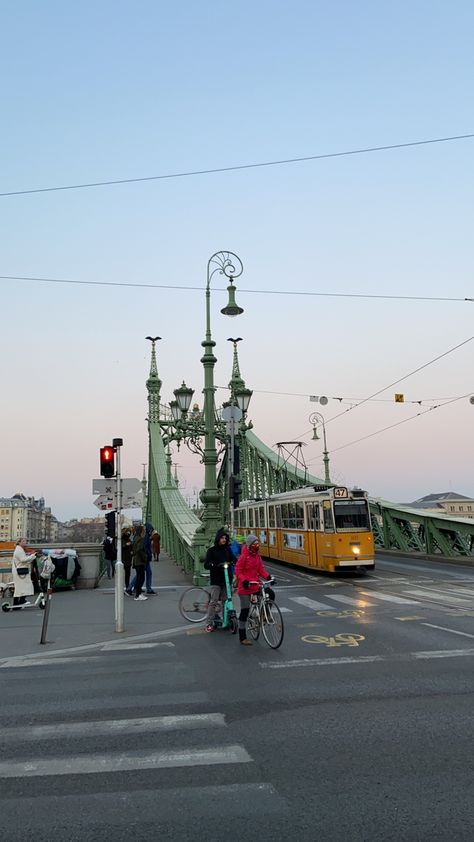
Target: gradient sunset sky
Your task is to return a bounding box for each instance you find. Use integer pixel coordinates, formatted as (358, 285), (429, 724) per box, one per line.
(1, 1), (473, 521)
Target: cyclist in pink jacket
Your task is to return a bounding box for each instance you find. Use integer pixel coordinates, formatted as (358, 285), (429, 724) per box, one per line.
(235, 533), (271, 646)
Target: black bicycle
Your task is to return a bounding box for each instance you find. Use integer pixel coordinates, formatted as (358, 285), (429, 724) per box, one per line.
(245, 577), (284, 649)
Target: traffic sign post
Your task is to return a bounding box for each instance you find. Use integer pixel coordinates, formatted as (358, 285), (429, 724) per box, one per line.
(113, 438), (124, 633)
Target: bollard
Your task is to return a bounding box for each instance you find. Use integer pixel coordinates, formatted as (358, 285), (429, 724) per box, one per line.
(40, 585), (53, 644)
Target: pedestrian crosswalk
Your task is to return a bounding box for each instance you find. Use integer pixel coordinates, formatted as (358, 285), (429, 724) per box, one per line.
(0, 642), (286, 835)
(277, 583), (474, 615)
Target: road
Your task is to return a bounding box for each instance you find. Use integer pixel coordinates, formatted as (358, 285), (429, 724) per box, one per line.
(1, 553), (473, 841)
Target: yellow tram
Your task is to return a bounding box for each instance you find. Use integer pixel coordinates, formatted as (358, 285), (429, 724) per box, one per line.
(234, 485), (375, 573)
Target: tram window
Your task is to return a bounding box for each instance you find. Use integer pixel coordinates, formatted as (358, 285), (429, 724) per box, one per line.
(241, 509), (247, 527)
(269, 506), (276, 528)
(334, 500), (370, 531)
(259, 506), (265, 527)
(295, 502), (304, 529)
(275, 506), (282, 527)
(249, 509), (254, 528)
(281, 504), (289, 527)
(306, 504), (320, 530)
(323, 507), (334, 532)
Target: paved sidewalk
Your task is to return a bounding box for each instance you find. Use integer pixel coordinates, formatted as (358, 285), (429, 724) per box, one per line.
(0, 552), (195, 661)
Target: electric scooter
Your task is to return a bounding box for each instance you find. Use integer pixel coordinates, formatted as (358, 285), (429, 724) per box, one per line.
(212, 562), (238, 634)
(2, 590), (46, 612)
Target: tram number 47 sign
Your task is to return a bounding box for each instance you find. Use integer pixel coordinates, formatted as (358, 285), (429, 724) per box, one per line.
(302, 633), (365, 647)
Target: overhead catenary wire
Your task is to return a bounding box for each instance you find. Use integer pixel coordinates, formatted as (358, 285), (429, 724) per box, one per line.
(307, 393), (470, 460)
(0, 274), (472, 303)
(0, 132), (473, 198)
(290, 333), (474, 440)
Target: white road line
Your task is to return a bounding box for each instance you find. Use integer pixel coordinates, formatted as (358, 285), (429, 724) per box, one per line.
(328, 595), (375, 607)
(414, 648), (474, 659)
(0, 656), (104, 669)
(442, 587), (474, 597)
(0, 745), (252, 778)
(100, 642), (174, 651)
(278, 606), (292, 613)
(421, 623), (474, 639)
(0, 624), (190, 667)
(2, 713), (226, 742)
(260, 648), (474, 669)
(358, 590), (419, 605)
(405, 589), (473, 605)
(289, 596), (334, 611)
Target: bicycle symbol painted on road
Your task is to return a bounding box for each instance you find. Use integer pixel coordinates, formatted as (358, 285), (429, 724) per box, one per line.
(301, 633), (365, 647)
(316, 609), (364, 619)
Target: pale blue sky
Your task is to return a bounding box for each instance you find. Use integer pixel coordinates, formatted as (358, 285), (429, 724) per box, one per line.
(1, 1), (473, 520)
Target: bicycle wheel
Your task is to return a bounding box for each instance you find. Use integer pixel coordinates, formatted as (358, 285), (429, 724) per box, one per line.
(261, 600), (284, 649)
(246, 604), (260, 640)
(179, 587), (211, 622)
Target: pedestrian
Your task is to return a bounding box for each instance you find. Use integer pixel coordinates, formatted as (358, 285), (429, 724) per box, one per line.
(103, 536), (117, 579)
(203, 528), (235, 632)
(234, 533), (272, 646)
(11, 538), (36, 607)
(151, 530), (161, 562)
(121, 527), (133, 592)
(143, 522), (156, 594)
(131, 524), (147, 601)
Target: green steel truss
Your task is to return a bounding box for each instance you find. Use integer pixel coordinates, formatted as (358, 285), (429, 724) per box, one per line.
(145, 344), (474, 568)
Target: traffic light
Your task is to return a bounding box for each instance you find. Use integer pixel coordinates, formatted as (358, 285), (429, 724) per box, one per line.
(105, 511), (116, 539)
(100, 445), (115, 478)
(230, 476), (242, 508)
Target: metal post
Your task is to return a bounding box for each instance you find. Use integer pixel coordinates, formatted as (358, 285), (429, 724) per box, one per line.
(114, 437), (124, 633)
(39, 584), (53, 644)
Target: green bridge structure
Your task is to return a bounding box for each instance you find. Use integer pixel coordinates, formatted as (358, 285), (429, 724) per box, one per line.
(144, 252), (474, 582)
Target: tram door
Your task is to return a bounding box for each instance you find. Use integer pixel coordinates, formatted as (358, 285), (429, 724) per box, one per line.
(305, 503), (320, 566)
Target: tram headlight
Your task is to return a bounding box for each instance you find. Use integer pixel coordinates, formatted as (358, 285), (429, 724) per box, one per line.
(352, 546), (360, 556)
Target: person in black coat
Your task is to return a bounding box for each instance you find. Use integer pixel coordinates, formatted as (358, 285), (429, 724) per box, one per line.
(203, 528), (235, 632)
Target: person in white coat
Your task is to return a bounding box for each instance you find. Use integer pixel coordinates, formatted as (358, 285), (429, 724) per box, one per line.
(12, 538), (36, 606)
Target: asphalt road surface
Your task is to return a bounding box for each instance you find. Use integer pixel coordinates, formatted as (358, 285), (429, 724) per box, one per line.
(1, 553), (473, 841)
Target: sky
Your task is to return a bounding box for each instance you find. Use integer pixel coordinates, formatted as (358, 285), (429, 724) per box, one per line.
(1, 0), (473, 521)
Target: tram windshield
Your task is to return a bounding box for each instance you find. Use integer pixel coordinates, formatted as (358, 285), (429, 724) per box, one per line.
(334, 499), (370, 531)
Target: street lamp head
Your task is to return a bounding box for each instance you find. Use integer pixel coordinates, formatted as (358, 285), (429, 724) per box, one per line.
(169, 400), (181, 422)
(235, 385), (253, 414)
(312, 426), (320, 441)
(174, 381), (194, 414)
(221, 280), (244, 317)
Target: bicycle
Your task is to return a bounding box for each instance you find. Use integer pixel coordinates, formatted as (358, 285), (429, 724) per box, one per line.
(179, 585), (211, 622)
(178, 564), (238, 633)
(245, 577), (284, 649)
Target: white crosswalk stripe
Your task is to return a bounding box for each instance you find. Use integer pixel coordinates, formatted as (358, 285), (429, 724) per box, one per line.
(357, 590), (420, 605)
(403, 589), (473, 605)
(328, 594), (375, 607)
(289, 596), (335, 611)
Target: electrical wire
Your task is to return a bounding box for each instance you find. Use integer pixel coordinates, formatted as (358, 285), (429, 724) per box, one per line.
(307, 393), (470, 460)
(0, 274), (472, 303)
(1, 133), (473, 198)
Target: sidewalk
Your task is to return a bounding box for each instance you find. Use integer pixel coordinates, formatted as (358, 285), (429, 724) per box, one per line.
(0, 552), (194, 662)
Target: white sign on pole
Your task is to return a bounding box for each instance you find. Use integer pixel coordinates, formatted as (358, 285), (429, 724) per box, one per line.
(92, 478), (142, 496)
(93, 491), (143, 510)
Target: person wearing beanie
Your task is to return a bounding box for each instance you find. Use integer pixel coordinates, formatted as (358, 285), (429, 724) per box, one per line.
(235, 535), (271, 645)
(203, 528), (235, 632)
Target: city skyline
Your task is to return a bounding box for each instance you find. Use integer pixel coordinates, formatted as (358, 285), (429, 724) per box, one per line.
(1, 1), (473, 521)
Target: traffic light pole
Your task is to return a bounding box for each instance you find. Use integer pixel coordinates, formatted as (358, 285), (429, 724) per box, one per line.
(113, 437), (124, 633)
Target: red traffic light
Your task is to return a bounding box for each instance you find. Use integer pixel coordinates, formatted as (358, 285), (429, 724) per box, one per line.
(100, 446), (115, 478)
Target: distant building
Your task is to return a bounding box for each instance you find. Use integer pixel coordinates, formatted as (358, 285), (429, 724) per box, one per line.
(0, 493), (56, 542)
(408, 492), (474, 519)
(57, 516), (107, 544)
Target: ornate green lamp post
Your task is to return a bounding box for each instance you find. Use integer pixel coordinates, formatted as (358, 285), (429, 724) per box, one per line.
(199, 252), (244, 548)
(309, 411), (331, 483)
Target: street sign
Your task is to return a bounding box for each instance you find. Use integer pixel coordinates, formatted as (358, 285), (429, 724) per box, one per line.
(93, 491), (143, 511)
(92, 478), (142, 496)
(394, 393), (405, 403)
(93, 495), (115, 511)
(221, 405), (242, 423)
